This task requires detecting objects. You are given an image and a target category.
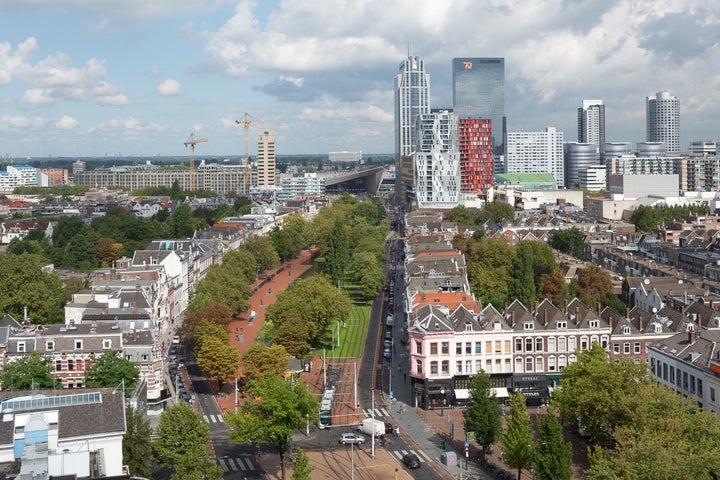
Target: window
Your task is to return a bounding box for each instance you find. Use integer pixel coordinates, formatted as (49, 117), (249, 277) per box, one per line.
(624, 343), (630, 354)
(535, 337), (543, 352)
(17, 341), (25, 353)
(623, 326), (631, 334)
(548, 356), (556, 371)
(711, 387), (716, 403)
(634, 342), (641, 354)
(669, 366), (675, 384)
(416, 359), (423, 374)
(441, 342), (449, 354)
(75, 340), (83, 350)
(475, 360), (482, 373)
(68, 361), (74, 371)
(525, 338), (533, 352)
(55, 360), (62, 371)
(568, 337), (576, 352)
(475, 342), (482, 354)
(46, 341), (54, 351)
(430, 343), (438, 355)
(441, 360), (449, 374)
(557, 321), (567, 329)
(486, 341), (493, 353)
(141, 354), (149, 361)
(548, 337), (556, 353)
(535, 357), (543, 372)
(580, 337), (588, 350)
(102, 339), (112, 349)
(416, 342), (422, 354)
(558, 337), (566, 352)
(613, 343), (620, 354)
(456, 361), (463, 373)
(464, 323), (473, 331)
(589, 320), (598, 328)
(430, 361), (438, 374)
(76, 359), (84, 371)
(465, 342), (472, 354)
(525, 357), (533, 372)
(524, 322), (534, 331)
(466, 360), (472, 373)
(601, 336), (609, 348)
(515, 338), (523, 352)
(456, 343), (462, 355)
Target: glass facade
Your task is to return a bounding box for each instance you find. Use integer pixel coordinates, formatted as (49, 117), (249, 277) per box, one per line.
(452, 57), (506, 156)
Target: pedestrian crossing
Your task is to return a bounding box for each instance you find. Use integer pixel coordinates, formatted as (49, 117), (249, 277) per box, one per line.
(203, 414), (224, 424)
(363, 407), (390, 418)
(389, 448), (435, 464)
(217, 456), (257, 473)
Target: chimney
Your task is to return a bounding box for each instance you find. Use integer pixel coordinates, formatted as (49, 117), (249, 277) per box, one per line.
(688, 326), (693, 344)
(575, 306), (580, 324)
(511, 310), (516, 327)
(698, 314), (702, 329)
(544, 309), (548, 327)
(639, 315), (643, 331)
(609, 316), (613, 329)
(597, 301), (602, 314)
(626, 307), (630, 320)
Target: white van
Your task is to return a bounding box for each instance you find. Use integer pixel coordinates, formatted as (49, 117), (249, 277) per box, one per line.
(386, 315), (394, 327)
(358, 418), (386, 437)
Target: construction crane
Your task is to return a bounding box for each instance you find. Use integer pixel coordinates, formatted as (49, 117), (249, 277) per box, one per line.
(235, 113), (263, 195)
(183, 133), (207, 191)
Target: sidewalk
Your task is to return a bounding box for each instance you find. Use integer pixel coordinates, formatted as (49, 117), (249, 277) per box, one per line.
(216, 248), (316, 412)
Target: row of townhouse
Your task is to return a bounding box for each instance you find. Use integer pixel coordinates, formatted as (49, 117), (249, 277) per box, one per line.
(400, 218), (716, 410)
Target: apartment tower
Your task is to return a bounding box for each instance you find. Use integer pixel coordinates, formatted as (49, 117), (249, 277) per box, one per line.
(256, 130), (276, 187)
(646, 90), (680, 152)
(577, 100), (605, 151)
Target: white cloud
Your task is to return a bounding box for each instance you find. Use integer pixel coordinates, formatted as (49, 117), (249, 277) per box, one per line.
(156, 79), (182, 96)
(0, 115), (44, 129)
(22, 88), (54, 105)
(55, 115), (78, 130)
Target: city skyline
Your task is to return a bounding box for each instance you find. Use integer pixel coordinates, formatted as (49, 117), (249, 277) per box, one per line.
(0, 1), (719, 157)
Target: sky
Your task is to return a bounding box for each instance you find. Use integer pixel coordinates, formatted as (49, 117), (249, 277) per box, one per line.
(0, 0), (719, 158)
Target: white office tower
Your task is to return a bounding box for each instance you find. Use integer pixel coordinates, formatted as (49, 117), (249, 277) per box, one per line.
(565, 142), (597, 188)
(506, 127), (565, 187)
(257, 130), (276, 187)
(414, 111), (460, 208)
(395, 55), (431, 196)
(577, 100), (605, 151)
(646, 90), (680, 152)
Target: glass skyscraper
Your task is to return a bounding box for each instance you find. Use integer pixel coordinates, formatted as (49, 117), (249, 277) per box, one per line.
(452, 57), (506, 156)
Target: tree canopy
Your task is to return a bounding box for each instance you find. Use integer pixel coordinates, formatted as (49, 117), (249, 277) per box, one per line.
(463, 371), (501, 455)
(84, 350), (140, 396)
(0, 253), (65, 324)
(501, 393), (534, 480)
(0, 351), (58, 390)
(242, 343), (291, 381)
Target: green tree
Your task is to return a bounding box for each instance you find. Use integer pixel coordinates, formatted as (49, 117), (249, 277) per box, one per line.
(123, 407), (153, 478)
(241, 235), (281, 272)
(552, 343), (649, 444)
(153, 402), (222, 480)
(52, 216), (87, 250)
(242, 343), (291, 381)
(184, 300), (233, 332)
(549, 228), (584, 259)
(501, 393), (534, 480)
(508, 242), (537, 306)
(195, 336), (240, 387)
(463, 371), (501, 457)
(95, 237), (124, 267)
(169, 203), (195, 238)
(84, 350), (140, 396)
(349, 250), (383, 300)
(226, 375), (318, 480)
(444, 205), (477, 225)
(576, 264), (613, 308)
(62, 231), (99, 270)
(281, 214), (309, 256)
(275, 315), (311, 357)
(192, 262), (251, 314)
(263, 274), (351, 346)
(476, 200), (515, 223)
(0, 351), (58, 390)
(291, 447), (313, 480)
(0, 253), (65, 323)
(193, 319), (229, 349)
(533, 408), (572, 480)
(323, 217), (349, 286)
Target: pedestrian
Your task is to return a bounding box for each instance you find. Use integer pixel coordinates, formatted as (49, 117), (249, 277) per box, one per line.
(394, 425), (400, 437)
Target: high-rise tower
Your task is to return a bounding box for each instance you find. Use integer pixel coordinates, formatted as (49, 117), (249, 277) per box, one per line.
(646, 90), (680, 152)
(395, 55), (430, 203)
(577, 100), (605, 150)
(256, 130), (276, 187)
(452, 57), (506, 156)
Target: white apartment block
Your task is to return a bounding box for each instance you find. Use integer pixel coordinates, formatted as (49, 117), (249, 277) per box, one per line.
(257, 130), (276, 187)
(506, 127), (565, 187)
(280, 172), (325, 199)
(413, 111), (460, 209)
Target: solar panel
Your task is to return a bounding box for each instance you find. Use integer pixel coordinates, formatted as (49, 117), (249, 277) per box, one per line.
(0, 392), (102, 412)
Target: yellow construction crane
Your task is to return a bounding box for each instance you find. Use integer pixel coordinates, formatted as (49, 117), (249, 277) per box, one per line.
(235, 112), (263, 194)
(183, 133), (207, 191)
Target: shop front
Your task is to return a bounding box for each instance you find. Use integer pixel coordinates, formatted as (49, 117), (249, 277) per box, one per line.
(511, 374), (549, 406)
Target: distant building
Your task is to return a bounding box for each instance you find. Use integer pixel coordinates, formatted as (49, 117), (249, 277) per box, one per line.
(72, 160), (86, 174)
(452, 57), (506, 157)
(414, 111), (460, 208)
(506, 127), (565, 187)
(578, 164), (607, 191)
(608, 174), (679, 198)
(280, 172), (325, 199)
(646, 90), (680, 152)
(689, 141), (716, 156)
(564, 142), (597, 188)
(458, 118), (493, 194)
(329, 151), (362, 163)
(577, 99), (605, 151)
(41, 168), (68, 186)
(256, 130), (276, 187)
(395, 54), (431, 197)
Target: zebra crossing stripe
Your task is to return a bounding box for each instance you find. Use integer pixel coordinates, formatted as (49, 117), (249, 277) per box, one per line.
(415, 449), (434, 463)
(203, 414), (225, 424)
(363, 408), (390, 418)
(219, 460), (229, 472)
(237, 458), (253, 471)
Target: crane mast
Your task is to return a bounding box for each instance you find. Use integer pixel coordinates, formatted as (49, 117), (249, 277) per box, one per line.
(235, 113), (263, 195)
(183, 133), (207, 191)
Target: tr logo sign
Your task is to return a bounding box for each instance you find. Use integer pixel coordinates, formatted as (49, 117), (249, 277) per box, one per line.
(463, 61), (473, 70)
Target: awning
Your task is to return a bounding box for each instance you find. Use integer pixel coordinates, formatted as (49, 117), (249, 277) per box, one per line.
(454, 389), (470, 400)
(491, 387), (510, 398)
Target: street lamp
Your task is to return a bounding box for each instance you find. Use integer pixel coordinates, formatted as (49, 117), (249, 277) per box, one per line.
(440, 387), (445, 416)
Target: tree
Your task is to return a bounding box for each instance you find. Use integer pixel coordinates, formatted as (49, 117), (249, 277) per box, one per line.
(508, 242), (537, 306)
(193, 319), (229, 350)
(123, 407), (153, 478)
(349, 250), (383, 300)
(153, 402), (222, 480)
(549, 228), (584, 259)
(242, 343), (291, 381)
(533, 408), (572, 480)
(576, 264), (613, 308)
(169, 203), (195, 239)
(195, 336), (240, 387)
(275, 315), (311, 357)
(184, 300), (233, 332)
(552, 343), (649, 444)
(323, 217), (349, 286)
(281, 214), (309, 256)
(501, 393), (534, 480)
(538, 270), (568, 305)
(291, 447), (314, 480)
(192, 262), (251, 314)
(95, 237), (124, 267)
(444, 205), (477, 225)
(241, 235), (281, 272)
(477, 200), (515, 223)
(0, 253), (65, 323)
(463, 371), (501, 457)
(263, 275), (351, 346)
(0, 351), (58, 390)
(226, 375), (318, 480)
(84, 350), (140, 395)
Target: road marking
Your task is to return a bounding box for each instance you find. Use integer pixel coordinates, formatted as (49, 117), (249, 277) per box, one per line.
(203, 414), (225, 424)
(363, 408), (389, 418)
(237, 458), (254, 471)
(390, 449), (434, 464)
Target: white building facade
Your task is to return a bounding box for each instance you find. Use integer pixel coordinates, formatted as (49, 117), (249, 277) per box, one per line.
(414, 111), (460, 209)
(506, 127), (565, 188)
(646, 90), (680, 152)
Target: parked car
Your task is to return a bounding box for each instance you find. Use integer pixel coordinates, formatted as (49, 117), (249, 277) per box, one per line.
(384, 331), (392, 340)
(402, 453), (421, 469)
(339, 433), (365, 445)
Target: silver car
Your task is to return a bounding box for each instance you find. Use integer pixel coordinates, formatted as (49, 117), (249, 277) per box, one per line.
(339, 433), (365, 445)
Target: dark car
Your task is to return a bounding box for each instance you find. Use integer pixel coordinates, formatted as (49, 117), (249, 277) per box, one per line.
(402, 453), (421, 469)
(384, 421), (393, 434)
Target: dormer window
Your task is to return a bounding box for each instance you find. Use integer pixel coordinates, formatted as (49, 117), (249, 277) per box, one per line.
(524, 322), (534, 331)
(46, 341), (54, 351)
(17, 341), (25, 353)
(623, 326), (631, 334)
(589, 320), (598, 328)
(465, 323), (473, 331)
(435, 323), (440, 330)
(557, 321), (567, 329)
